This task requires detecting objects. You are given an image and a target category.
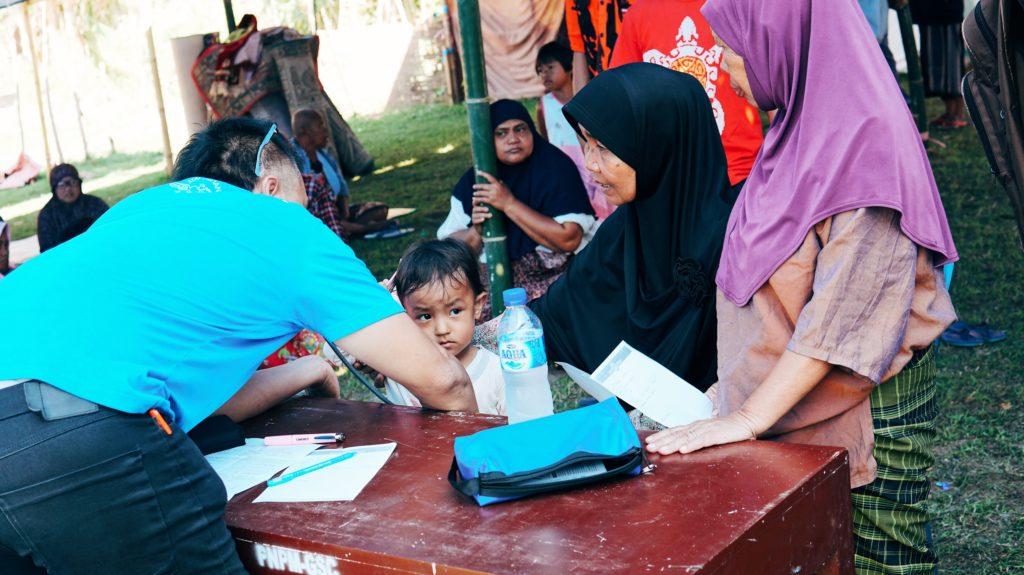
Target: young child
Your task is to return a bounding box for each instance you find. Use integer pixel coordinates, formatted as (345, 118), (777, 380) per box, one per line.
(385, 239), (505, 415)
(535, 41), (614, 221)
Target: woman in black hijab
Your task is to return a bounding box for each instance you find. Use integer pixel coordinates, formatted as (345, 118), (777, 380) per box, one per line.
(528, 63), (735, 391)
(439, 100), (596, 311)
(38, 164), (109, 252)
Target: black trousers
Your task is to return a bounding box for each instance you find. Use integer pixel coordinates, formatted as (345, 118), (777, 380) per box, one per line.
(0, 384), (247, 574)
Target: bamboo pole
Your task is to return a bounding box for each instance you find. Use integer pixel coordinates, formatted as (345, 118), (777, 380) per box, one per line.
(22, 1), (51, 168)
(441, 3), (464, 104)
(73, 92), (91, 159)
(223, 0), (237, 33)
(307, 0), (317, 34)
(456, 0), (511, 316)
(43, 75), (63, 163)
(147, 27), (174, 177)
(41, 9), (63, 163)
(896, 5), (928, 135)
(16, 84), (25, 152)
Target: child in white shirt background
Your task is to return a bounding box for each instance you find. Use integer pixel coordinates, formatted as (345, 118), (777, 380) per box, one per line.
(535, 41), (614, 221)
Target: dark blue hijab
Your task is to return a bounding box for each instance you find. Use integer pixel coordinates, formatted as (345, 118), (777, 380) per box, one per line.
(451, 99), (593, 261)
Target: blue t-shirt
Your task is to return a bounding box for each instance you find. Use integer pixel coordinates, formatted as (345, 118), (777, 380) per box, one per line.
(0, 178), (400, 430)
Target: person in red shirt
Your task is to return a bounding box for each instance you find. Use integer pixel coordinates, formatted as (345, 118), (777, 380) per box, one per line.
(609, 0), (763, 190)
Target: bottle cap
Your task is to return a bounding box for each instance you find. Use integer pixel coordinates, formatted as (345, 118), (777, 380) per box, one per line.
(502, 287), (527, 307)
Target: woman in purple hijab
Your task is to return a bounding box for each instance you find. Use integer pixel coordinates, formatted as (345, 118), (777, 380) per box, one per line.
(644, 0), (958, 572)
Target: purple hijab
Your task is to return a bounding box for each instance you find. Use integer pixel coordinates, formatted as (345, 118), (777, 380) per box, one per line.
(702, 0), (958, 306)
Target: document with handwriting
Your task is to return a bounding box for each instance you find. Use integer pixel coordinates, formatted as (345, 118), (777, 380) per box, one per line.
(557, 341), (712, 428)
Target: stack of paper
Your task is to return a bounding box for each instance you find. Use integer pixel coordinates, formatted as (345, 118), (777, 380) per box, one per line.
(205, 439), (322, 500)
(255, 443), (397, 503)
(558, 341), (713, 428)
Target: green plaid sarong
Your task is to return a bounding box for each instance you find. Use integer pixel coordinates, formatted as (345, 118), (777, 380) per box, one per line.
(851, 346), (939, 575)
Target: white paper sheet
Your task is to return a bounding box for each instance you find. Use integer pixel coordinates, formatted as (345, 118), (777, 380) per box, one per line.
(556, 362), (615, 402)
(254, 443), (397, 503)
(561, 341), (713, 428)
(205, 439), (322, 500)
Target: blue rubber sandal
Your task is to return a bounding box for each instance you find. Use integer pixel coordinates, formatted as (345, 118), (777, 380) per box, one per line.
(940, 321), (1006, 347)
(977, 322), (1007, 343)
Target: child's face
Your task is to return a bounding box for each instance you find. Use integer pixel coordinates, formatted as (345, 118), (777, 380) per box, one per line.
(402, 278), (485, 362)
(537, 60), (570, 92)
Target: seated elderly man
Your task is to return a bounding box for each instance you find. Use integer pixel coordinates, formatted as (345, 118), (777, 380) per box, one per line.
(0, 117), (475, 574)
(291, 108), (399, 238)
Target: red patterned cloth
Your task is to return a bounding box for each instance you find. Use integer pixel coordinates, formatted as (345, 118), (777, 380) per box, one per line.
(303, 173), (348, 241)
(260, 329), (332, 369)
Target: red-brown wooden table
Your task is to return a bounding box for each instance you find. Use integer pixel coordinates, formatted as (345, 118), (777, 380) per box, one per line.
(226, 398), (854, 575)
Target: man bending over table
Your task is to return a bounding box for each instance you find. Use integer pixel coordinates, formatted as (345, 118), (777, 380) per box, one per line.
(0, 117), (475, 574)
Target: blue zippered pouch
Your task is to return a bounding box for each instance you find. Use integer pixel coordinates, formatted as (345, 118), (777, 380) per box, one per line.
(447, 398), (646, 506)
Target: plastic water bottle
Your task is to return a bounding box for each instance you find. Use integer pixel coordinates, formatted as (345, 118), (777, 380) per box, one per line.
(497, 288), (554, 424)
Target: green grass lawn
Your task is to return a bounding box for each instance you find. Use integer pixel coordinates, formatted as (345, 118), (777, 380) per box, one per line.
(917, 113), (1024, 573)
(4, 99), (1018, 573)
(0, 151), (163, 212)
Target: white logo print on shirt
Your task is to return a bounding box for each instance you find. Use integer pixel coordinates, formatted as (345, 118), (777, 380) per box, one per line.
(642, 17), (726, 134)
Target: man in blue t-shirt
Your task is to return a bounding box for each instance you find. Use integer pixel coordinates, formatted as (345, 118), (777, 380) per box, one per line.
(0, 118), (475, 574)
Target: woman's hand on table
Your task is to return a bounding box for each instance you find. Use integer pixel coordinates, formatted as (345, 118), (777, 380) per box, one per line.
(648, 351), (831, 454)
(472, 171), (516, 212)
(644, 411), (758, 455)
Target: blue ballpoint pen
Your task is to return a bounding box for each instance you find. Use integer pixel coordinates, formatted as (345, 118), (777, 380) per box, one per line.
(267, 451), (357, 487)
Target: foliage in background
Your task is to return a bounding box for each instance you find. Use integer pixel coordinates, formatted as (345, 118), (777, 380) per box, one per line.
(64, 0), (128, 64)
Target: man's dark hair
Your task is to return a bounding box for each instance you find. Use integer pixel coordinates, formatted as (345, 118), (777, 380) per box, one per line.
(172, 117), (299, 191)
(393, 238), (484, 303)
(536, 41), (573, 73)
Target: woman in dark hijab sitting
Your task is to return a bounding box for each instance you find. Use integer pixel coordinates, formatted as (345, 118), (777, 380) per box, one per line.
(38, 164), (109, 252)
(438, 99), (596, 313)
(527, 63), (736, 392)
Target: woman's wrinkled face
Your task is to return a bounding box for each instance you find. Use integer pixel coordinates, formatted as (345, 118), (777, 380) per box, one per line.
(580, 127), (637, 205)
(493, 119), (534, 165)
(713, 32), (759, 110)
(54, 177), (83, 204)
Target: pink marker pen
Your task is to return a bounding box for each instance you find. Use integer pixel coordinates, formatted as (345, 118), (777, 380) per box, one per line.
(263, 433), (345, 446)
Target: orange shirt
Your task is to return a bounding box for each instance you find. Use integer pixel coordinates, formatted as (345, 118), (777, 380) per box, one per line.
(609, 0), (763, 185)
(565, 0), (632, 77)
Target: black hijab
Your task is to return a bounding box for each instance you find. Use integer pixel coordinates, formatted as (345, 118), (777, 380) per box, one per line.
(451, 99), (593, 261)
(529, 63), (735, 391)
(39, 164), (109, 252)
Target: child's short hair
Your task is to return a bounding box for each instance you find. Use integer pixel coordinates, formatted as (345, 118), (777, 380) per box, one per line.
(536, 41), (573, 73)
(393, 239), (484, 303)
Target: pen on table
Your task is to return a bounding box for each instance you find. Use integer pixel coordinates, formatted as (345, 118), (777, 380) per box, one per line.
(263, 433), (345, 446)
(266, 451), (357, 487)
